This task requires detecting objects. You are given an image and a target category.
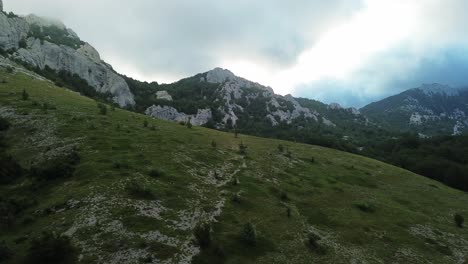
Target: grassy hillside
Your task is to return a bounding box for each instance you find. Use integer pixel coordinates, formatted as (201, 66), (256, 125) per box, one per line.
(0, 68), (467, 264)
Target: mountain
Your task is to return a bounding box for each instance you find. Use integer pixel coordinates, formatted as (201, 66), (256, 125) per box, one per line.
(0, 8), (135, 107)
(1, 66), (468, 264)
(361, 84), (468, 136)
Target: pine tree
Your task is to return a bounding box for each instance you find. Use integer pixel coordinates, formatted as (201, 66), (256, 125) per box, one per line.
(241, 222), (257, 246)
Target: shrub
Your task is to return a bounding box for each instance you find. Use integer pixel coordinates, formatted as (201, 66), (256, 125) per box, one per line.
(126, 180), (155, 200)
(280, 191), (289, 201)
(187, 118), (193, 129)
(232, 193), (241, 203)
(354, 201), (375, 213)
(143, 120), (148, 127)
(0, 241), (13, 262)
(241, 222), (257, 246)
(97, 103), (107, 115)
(239, 141), (247, 155)
(24, 232), (76, 264)
(22, 89), (29, 100)
(194, 223), (211, 248)
(0, 154), (23, 184)
(232, 177), (240, 186)
(234, 129), (239, 138)
(455, 214), (464, 228)
(211, 140), (217, 149)
(19, 38), (27, 49)
(6, 66), (13, 73)
(287, 207), (292, 218)
(310, 157), (315, 163)
(31, 151), (79, 181)
(150, 125), (156, 131)
(307, 232), (323, 251)
(0, 117), (10, 131)
(148, 168), (164, 178)
(278, 144), (284, 153)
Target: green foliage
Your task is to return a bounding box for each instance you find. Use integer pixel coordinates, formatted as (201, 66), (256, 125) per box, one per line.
(13, 63), (112, 103)
(19, 38), (27, 49)
(194, 223), (212, 248)
(148, 168), (164, 178)
(454, 214), (464, 228)
(24, 232), (76, 264)
(187, 118), (193, 129)
(126, 180), (155, 200)
(239, 141), (247, 155)
(28, 24), (83, 49)
(6, 66), (13, 73)
(364, 135), (468, 191)
(97, 103), (107, 115)
(0, 154), (23, 184)
(31, 151), (80, 181)
(211, 140), (217, 149)
(277, 144), (284, 153)
(6, 11), (19, 18)
(0, 241), (13, 262)
(307, 232), (321, 249)
(0, 117), (10, 131)
(241, 222), (257, 246)
(143, 120), (148, 127)
(354, 201), (376, 213)
(280, 191), (289, 201)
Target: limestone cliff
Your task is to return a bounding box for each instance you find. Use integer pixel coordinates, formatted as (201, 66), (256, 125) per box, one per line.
(0, 12), (135, 107)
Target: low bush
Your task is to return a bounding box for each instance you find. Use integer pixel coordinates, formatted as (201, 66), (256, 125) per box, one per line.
(0, 117), (10, 131)
(354, 201), (376, 213)
(97, 103), (107, 115)
(239, 141), (247, 155)
(31, 151), (80, 181)
(22, 89), (29, 100)
(148, 168), (164, 178)
(126, 180), (155, 200)
(24, 232), (76, 264)
(194, 223), (211, 248)
(0, 241), (13, 262)
(455, 214), (464, 228)
(241, 222), (257, 246)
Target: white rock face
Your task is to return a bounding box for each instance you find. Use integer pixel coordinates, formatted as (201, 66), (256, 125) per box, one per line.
(0, 12), (29, 50)
(0, 0), (3, 12)
(410, 113), (423, 125)
(145, 105), (212, 126)
(204, 68), (319, 126)
(328, 103), (342, 110)
(156, 90), (173, 101)
(0, 13), (135, 107)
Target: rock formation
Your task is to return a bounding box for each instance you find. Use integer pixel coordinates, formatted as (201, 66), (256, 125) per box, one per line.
(145, 105), (212, 126)
(0, 12), (135, 107)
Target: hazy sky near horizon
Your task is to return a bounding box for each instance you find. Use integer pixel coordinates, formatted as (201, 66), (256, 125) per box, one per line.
(5, 0), (468, 107)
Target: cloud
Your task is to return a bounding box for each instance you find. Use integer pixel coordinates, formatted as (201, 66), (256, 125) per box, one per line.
(5, 0), (361, 83)
(5, 0), (468, 107)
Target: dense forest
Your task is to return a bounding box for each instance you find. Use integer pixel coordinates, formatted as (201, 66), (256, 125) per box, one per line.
(363, 135), (468, 191)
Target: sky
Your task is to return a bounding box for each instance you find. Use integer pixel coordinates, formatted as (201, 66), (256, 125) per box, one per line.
(5, 0), (468, 107)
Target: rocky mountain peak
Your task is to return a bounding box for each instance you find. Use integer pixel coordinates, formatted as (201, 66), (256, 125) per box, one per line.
(206, 67), (236, 83)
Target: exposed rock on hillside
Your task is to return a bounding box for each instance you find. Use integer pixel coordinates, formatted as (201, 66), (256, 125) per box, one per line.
(0, 12), (135, 107)
(145, 105), (212, 126)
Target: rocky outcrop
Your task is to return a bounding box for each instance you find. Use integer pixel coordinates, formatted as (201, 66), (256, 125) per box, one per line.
(0, 12), (135, 107)
(145, 105), (212, 126)
(0, 0), (3, 13)
(156, 91), (173, 101)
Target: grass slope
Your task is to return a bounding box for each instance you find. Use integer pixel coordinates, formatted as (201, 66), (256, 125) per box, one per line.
(0, 68), (467, 264)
